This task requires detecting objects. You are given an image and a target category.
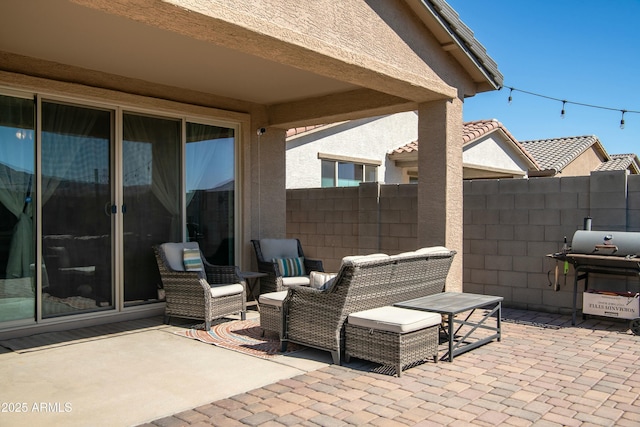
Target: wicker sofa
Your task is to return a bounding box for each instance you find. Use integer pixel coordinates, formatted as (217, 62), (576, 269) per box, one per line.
(279, 247), (456, 364)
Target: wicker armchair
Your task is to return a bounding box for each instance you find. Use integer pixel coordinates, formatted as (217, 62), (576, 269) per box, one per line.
(282, 247), (456, 364)
(251, 238), (323, 294)
(154, 242), (246, 330)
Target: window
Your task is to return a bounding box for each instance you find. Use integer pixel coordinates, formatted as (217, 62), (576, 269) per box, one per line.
(321, 159), (378, 188)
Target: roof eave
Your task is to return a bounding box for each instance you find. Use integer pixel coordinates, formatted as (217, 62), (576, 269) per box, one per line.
(405, 0), (503, 92)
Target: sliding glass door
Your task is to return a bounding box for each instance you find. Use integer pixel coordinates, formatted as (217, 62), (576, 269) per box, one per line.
(122, 113), (181, 305)
(41, 101), (114, 318)
(0, 92), (239, 327)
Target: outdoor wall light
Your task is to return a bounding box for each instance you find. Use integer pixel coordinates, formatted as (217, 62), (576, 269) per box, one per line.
(257, 127), (266, 136)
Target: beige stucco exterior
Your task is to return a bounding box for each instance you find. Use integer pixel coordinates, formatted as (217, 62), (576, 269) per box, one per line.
(417, 98), (464, 290)
(0, 0), (500, 333)
(560, 148), (608, 177)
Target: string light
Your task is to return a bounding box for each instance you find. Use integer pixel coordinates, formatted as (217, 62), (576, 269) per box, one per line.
(504, 85), (639, 130)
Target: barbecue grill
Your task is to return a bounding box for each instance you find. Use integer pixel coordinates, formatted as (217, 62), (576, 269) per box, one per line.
(551, 230), (640, 334)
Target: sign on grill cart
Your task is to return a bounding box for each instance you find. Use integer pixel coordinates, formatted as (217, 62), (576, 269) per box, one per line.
(583, 290), (640, 320)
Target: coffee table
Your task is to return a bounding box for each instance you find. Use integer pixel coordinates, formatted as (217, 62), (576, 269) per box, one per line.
(394, 292), (503, 362)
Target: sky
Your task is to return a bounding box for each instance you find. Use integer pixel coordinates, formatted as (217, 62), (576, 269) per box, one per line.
(445, 0), (640, 156)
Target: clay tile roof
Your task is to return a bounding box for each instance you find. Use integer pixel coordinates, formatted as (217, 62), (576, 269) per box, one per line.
(519, 135), (606, 173)
(391, 119), (515, 155)
(596, 153), (640, 173)
(389, 119), (539, 169)
(462, 118), (502, 143)
(389, 140), (419, 155)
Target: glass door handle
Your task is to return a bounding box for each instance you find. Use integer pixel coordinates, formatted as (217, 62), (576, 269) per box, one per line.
(104, 202), (117, 216)
(121, 204), (127, 214)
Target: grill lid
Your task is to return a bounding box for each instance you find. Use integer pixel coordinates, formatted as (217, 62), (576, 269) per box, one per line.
(571, 230), (640, 257)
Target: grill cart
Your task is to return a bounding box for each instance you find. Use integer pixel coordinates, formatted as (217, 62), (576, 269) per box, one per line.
(549, 230), (640, 335)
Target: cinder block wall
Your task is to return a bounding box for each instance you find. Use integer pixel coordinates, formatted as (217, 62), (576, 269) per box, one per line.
(287, 186), (360, 272)
(287, 183), (420, 272)
(464, 176), (587, 313)
(287, 171), (638, 313)
(465, 170), (639, 313)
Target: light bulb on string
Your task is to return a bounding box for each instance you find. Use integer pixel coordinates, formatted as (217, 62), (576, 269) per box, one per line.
(501, 85), (640, 131)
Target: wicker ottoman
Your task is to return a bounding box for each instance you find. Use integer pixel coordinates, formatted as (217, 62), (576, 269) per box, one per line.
(345, 306), (441, 377)
(258, 291), (288, 338)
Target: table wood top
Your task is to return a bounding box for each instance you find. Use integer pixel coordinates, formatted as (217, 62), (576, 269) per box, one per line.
(394, 292), (503, 315)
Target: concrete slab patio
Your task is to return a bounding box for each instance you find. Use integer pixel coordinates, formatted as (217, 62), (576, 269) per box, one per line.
(2, 308), (640, 426)
(0, 311), (332, 427)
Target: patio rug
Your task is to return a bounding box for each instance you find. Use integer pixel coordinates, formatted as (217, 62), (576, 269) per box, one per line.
(173, 319), (305, 359)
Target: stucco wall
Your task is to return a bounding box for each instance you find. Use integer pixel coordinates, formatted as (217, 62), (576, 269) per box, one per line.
(463, 133), (530, 175)
(561, 148), (607, 177)
(177, 0), (466, 98)
(287, 170), (639, 314)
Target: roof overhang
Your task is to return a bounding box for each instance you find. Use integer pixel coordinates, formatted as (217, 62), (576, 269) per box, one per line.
(463, 163), (527, 179)
(0, 0), (501, 128)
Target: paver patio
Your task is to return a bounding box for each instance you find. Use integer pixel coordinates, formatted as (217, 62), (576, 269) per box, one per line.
(142, 308), (640, 427)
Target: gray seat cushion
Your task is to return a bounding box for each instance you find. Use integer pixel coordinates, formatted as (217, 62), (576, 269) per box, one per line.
(159, 242), (200, 272)
(260, 239), (299, 261)
(159, 242), (205, 279)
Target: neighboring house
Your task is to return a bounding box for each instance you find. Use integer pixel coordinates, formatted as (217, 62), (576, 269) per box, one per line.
(0, 0), (501, 337)
(287, 117), (540, 186)
(288, 117), (639, 187)
(520, 135), (612, 177)
(596, 154), (640, 174)
(286, 112), (419, 188)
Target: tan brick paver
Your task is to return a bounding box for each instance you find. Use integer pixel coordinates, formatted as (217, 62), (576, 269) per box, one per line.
(144, 308), (640, 426)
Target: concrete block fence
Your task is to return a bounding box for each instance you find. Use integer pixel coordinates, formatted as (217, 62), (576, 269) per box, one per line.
(287, 171), (639, 313)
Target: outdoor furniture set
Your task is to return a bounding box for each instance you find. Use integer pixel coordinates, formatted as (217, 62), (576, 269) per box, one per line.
(253, 239), (459, 376)
(153, 238), (502, 377)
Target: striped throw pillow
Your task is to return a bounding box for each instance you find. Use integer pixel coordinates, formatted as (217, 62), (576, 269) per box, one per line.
(183, 248), (203, 272)
(274, 257), (305, 277)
